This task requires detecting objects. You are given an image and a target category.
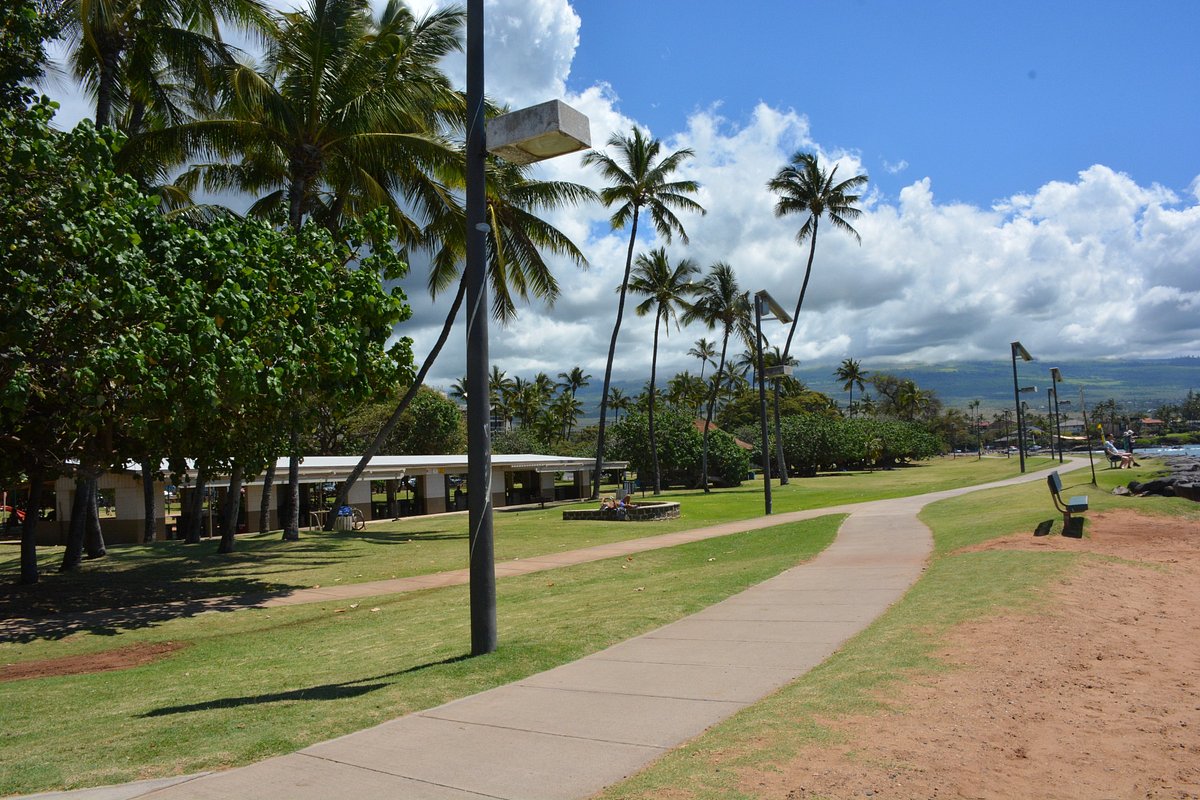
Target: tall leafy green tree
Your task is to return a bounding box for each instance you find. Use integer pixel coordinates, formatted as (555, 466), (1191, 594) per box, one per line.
(160, 0), (464, 536)
(583, 127), (704, 498)
(683, 261), (751, 491)
(628, 248), (698, 494)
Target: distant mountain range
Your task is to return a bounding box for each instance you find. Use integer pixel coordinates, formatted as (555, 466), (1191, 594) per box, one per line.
(573, 357), (1200, 420)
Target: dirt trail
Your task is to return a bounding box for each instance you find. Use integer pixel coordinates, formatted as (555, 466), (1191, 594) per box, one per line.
(744, 508), (1200, 800)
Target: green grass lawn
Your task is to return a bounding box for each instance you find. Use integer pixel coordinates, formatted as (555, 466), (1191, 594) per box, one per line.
(0, 454), (1066, 618)
(0, 516), (842, 796)
(592, 460), (1197, 800)
(0, 454), (1168, 795)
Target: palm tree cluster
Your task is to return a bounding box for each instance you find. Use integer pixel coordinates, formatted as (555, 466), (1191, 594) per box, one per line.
(474, 365), (588, 444)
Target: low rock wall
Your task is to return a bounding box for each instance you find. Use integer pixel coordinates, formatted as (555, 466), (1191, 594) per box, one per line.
(563, 501), (680, 522)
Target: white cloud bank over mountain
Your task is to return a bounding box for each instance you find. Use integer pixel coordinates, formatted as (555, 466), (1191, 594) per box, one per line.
(400, 0), (1200, 388)
(45, 0), (1200, 389)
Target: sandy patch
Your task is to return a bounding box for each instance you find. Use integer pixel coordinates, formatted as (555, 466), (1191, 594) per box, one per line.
(742, 509), (1200, 799)
(1, 641), (188, 682)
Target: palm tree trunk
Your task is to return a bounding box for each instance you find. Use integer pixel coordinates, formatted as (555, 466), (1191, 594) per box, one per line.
(783, 220), (819, 358)
(699, 333), (731, 493)
(259, 458), (277, 534)
(95, 46), (120, 129)
(648, 310), (662, 495)
(84, 475), (106, 558)
(142, 455), (157, 544)
(772, 381), (788, 485)
(326, 276), (467, 530)
(20, 466), (43, 585)
(60, 476), (89, 571)
(282, 427), (301, 541)
(218, 463), (245, 554)
(184, 465), (208, 544)
(592, 212), (640, 500)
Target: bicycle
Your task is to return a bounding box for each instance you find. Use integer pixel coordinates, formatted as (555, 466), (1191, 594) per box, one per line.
(351, 507), (366, 531)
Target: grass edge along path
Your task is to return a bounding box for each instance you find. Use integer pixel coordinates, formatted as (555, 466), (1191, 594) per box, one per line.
(0, 517), (844, 796)
(0, 455), (1067, 620)
(591, 462), (1174, 800)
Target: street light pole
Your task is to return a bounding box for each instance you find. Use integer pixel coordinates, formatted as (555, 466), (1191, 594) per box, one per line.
(465, 0), (496, 656)
(755, 294), (772, 515)
(1050, 367), (1064, 464)
(754, 291), (791, 516)
(1010, 341), (1033, 473)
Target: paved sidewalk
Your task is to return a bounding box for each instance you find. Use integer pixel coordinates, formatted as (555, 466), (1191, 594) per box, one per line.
(9, 461), (1085, 800)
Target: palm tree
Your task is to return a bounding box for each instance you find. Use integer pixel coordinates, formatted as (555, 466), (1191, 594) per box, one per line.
(835, 358), (868, 417)
(628, 247), (698, 494)
(153, 0), (466, 538)
(323, 153), (593, 527)
(62, 0), (272, 129)
(171, 0), (464, 236)
(767, 151), (868, 358)
(448, 375), (468, 404)
(766, 151), (867, 483)
(684, 261), (751, 491)
(489, 366), (514, 431)
(558, 366), (590, 396)
(666, 371), (706, 412)
(549, 391), (583, 441)
(688, 338), (717, 381)
(607, 387), (630, 423)
(583, 127), (705, 498)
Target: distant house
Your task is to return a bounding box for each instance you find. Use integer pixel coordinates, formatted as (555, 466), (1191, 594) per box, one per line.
(693, 419), (754, 450)
(1138, 417), (1164, 434)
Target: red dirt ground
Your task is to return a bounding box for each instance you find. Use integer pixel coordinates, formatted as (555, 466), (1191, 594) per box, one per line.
(0, 641), (187, 682)
(742, 508), (1200, 799)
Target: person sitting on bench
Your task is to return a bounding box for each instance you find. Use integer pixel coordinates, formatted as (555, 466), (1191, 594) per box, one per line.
(1104, 435), (1135, 469)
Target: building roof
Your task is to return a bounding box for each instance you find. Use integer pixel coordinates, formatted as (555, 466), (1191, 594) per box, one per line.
(133, 454), (624, 488)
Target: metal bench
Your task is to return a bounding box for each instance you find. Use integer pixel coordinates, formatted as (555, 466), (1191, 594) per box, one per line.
(1047, 471), (1088, 529)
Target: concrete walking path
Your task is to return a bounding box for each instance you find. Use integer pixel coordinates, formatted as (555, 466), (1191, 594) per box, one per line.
(10, 460), (1087, 800)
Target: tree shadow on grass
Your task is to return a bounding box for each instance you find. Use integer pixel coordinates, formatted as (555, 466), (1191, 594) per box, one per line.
(0, 538), (368, 639)
(139, 653), (473, 717)
(353, 529), (467, 544)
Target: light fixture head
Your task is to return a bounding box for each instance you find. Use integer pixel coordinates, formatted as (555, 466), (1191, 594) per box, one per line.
(755, 289), (792, 323)
(1011, 341), (1033, 362)
(486, 100), (591, 165)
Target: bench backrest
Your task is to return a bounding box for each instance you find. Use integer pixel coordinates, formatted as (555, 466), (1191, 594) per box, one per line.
(1047, 471), (1064, 496)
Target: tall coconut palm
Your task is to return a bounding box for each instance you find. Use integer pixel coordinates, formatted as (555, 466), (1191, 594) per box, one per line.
(766, 151), (867, 483)
(683, 261), (751, 491)
(606, 387), (630, 423)
(628, 248), (698, 494)
(325, 153), (594, 527)
(835, 357), (868, 417)
(687, 337), (717, 381)
(583, 127), (705, 498)
(557, 366), (591, 400)
(170, 0), (464, 236)
(62, 0), (273, 129)
(152, 0), (465, 538)
(767, 151), (868, 358)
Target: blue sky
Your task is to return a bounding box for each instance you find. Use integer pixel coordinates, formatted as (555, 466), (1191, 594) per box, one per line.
(566, 1), (1200, 209)
(45, 0), (1200, 390)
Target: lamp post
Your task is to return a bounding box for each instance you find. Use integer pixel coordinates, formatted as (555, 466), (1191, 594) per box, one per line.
(465, 0), (590, 656)
(1010, 341), (1034, 472)
(754, 290), (791, 515)
(1049, 367), (1064, 463)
